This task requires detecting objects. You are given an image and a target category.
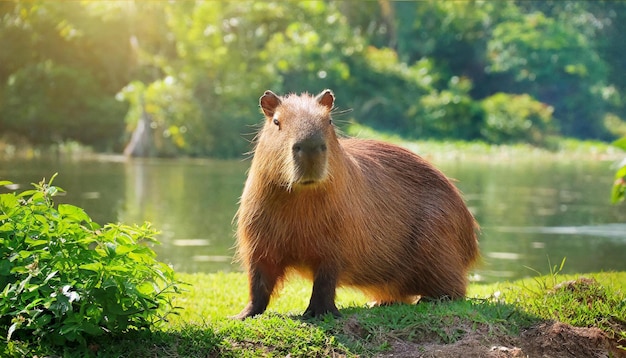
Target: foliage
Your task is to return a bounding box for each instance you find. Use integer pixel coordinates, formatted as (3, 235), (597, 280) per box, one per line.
(0, 175), (180, 346)
(487, 10), (611, 139)
(413, 75), (483, 140)
(2, 1), (626, 156)
(400, 0), (517, 79)
(612, 137), (626, 204)
(346, 48), (432, 133)
(0, 1), (131, 151)
(480, 93), (554, 145)
(117, 78), (202, 157)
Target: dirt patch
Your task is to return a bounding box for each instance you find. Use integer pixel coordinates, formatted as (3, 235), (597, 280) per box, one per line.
(374, 321), (625, 358)
(520, 321), (621, 358)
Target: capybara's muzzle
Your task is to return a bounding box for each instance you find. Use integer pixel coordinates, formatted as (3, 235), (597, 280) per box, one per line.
(291, 133), (328, 185)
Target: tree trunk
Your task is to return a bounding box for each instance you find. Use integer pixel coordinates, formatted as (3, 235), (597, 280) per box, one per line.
(123, 97), (154, 157)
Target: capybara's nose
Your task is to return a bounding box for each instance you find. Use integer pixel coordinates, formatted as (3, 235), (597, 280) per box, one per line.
(293, 134), (327, 156)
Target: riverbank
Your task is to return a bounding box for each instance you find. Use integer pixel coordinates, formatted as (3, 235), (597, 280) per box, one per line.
(1, 127), (624, 163)
(6, 271), (625, 357)
(344, 123), (625, 162)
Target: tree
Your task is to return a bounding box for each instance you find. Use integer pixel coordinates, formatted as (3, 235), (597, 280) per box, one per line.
(487, 7), (612, 139)
(394, 1), (518, 92)
(0, 1), (132, 150)
(119, 1), (365, 157)
(3, 0), (626, 157)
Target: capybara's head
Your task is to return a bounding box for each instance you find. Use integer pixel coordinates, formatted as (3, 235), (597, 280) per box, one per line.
(255, 90), (337, 190)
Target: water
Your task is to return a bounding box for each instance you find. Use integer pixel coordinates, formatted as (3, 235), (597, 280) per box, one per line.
(1, 155), (625, 283)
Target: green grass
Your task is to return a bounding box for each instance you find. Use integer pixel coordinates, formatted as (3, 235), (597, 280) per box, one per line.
(4, 271), (625, 357)
(343, 122), (624, 161)
(471, 272), (626, 345)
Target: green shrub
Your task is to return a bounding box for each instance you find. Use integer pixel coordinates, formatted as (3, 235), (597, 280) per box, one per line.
(412, 76), (484, 140)
(612, 137), (626, 204)
(480, 93), (554, 145)
(0, 174), (180, 346)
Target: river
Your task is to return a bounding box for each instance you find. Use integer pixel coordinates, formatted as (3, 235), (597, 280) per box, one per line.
(1, 154), (625, 283)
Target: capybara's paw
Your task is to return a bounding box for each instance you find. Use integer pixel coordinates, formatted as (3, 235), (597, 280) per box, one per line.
(231, 302), (263, 320)
(303, 303), (341, 319)
(230, 311), (253, 320)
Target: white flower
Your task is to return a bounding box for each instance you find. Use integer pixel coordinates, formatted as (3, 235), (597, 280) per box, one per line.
(61, 285), (80, 303)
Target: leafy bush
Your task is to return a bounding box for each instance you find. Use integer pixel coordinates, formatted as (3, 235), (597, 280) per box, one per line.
(611, 137), (626, 204)
(0, 175), (180, 346)
(412, 76), (483, 140)
(480, 93), (554, 145)
(487, 11), (610, 139)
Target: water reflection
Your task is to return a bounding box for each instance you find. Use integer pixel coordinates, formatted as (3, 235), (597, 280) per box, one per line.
(437, 158), (626, 281)
(1, 156), (625, 283)
(117, 158), (245, 273)
(493, 224), (626, 239)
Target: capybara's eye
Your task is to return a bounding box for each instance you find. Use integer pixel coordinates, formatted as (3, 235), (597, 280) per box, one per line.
(329, 119), (333, 125)
(273, 117), (280, 126)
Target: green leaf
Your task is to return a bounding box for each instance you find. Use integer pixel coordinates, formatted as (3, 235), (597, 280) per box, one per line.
(612, 137), (626, 151)
(81, 321), (104, 336)
(0, 222), (15, 232)
(34, 214), (49, 227)
(0, 180), (13, 186)
(85, 221), (102, 230)
(611, 181), (626, 204)
(25, 238), (49, 248)
(107, 265), (130, 273)
(611, 164), (626, 204)
(616, 164), (626, 179)
(136, 281), (156, 296)
(58, 204), (91, 223)
(0, 193), (19, 211)
(80, 262), (104, 272)
(35, 314), (52, 327)
(17, 189), (39, 198)
(114, 244), (136, 256)
(0, 260), (12, 275)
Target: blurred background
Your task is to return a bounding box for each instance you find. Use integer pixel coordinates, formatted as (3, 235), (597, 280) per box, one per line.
(2, 1), (626, 156)
(1, 1), (625, 282)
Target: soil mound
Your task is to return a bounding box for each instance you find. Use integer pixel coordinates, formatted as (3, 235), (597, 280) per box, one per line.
(376, 321), (624, 358)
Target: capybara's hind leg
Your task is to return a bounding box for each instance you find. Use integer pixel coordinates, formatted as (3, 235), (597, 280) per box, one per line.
(303, 267), (341, 318)
(234, 263), (282, 319)
(419, 274), (467, 302)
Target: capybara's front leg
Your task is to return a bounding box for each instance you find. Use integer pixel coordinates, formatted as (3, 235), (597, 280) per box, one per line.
(234, 264), (279, 319)
(303, 267), (341, 318)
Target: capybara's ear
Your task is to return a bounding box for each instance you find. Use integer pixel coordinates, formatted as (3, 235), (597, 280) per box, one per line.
(260, 90), (281, 118)
(316, 89), (334, 110)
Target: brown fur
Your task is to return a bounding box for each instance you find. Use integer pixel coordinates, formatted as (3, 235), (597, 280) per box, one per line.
(234, 90), (479, 319)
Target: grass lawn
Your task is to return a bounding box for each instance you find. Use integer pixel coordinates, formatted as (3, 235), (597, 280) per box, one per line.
(5, 271), (625, 357)
(343, 122), (624, 162)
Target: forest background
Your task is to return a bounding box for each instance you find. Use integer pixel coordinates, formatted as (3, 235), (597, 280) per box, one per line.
(2, 0), (626, 158)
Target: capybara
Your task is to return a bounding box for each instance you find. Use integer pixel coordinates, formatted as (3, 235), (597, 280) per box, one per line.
(234, 89), (479, 319)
